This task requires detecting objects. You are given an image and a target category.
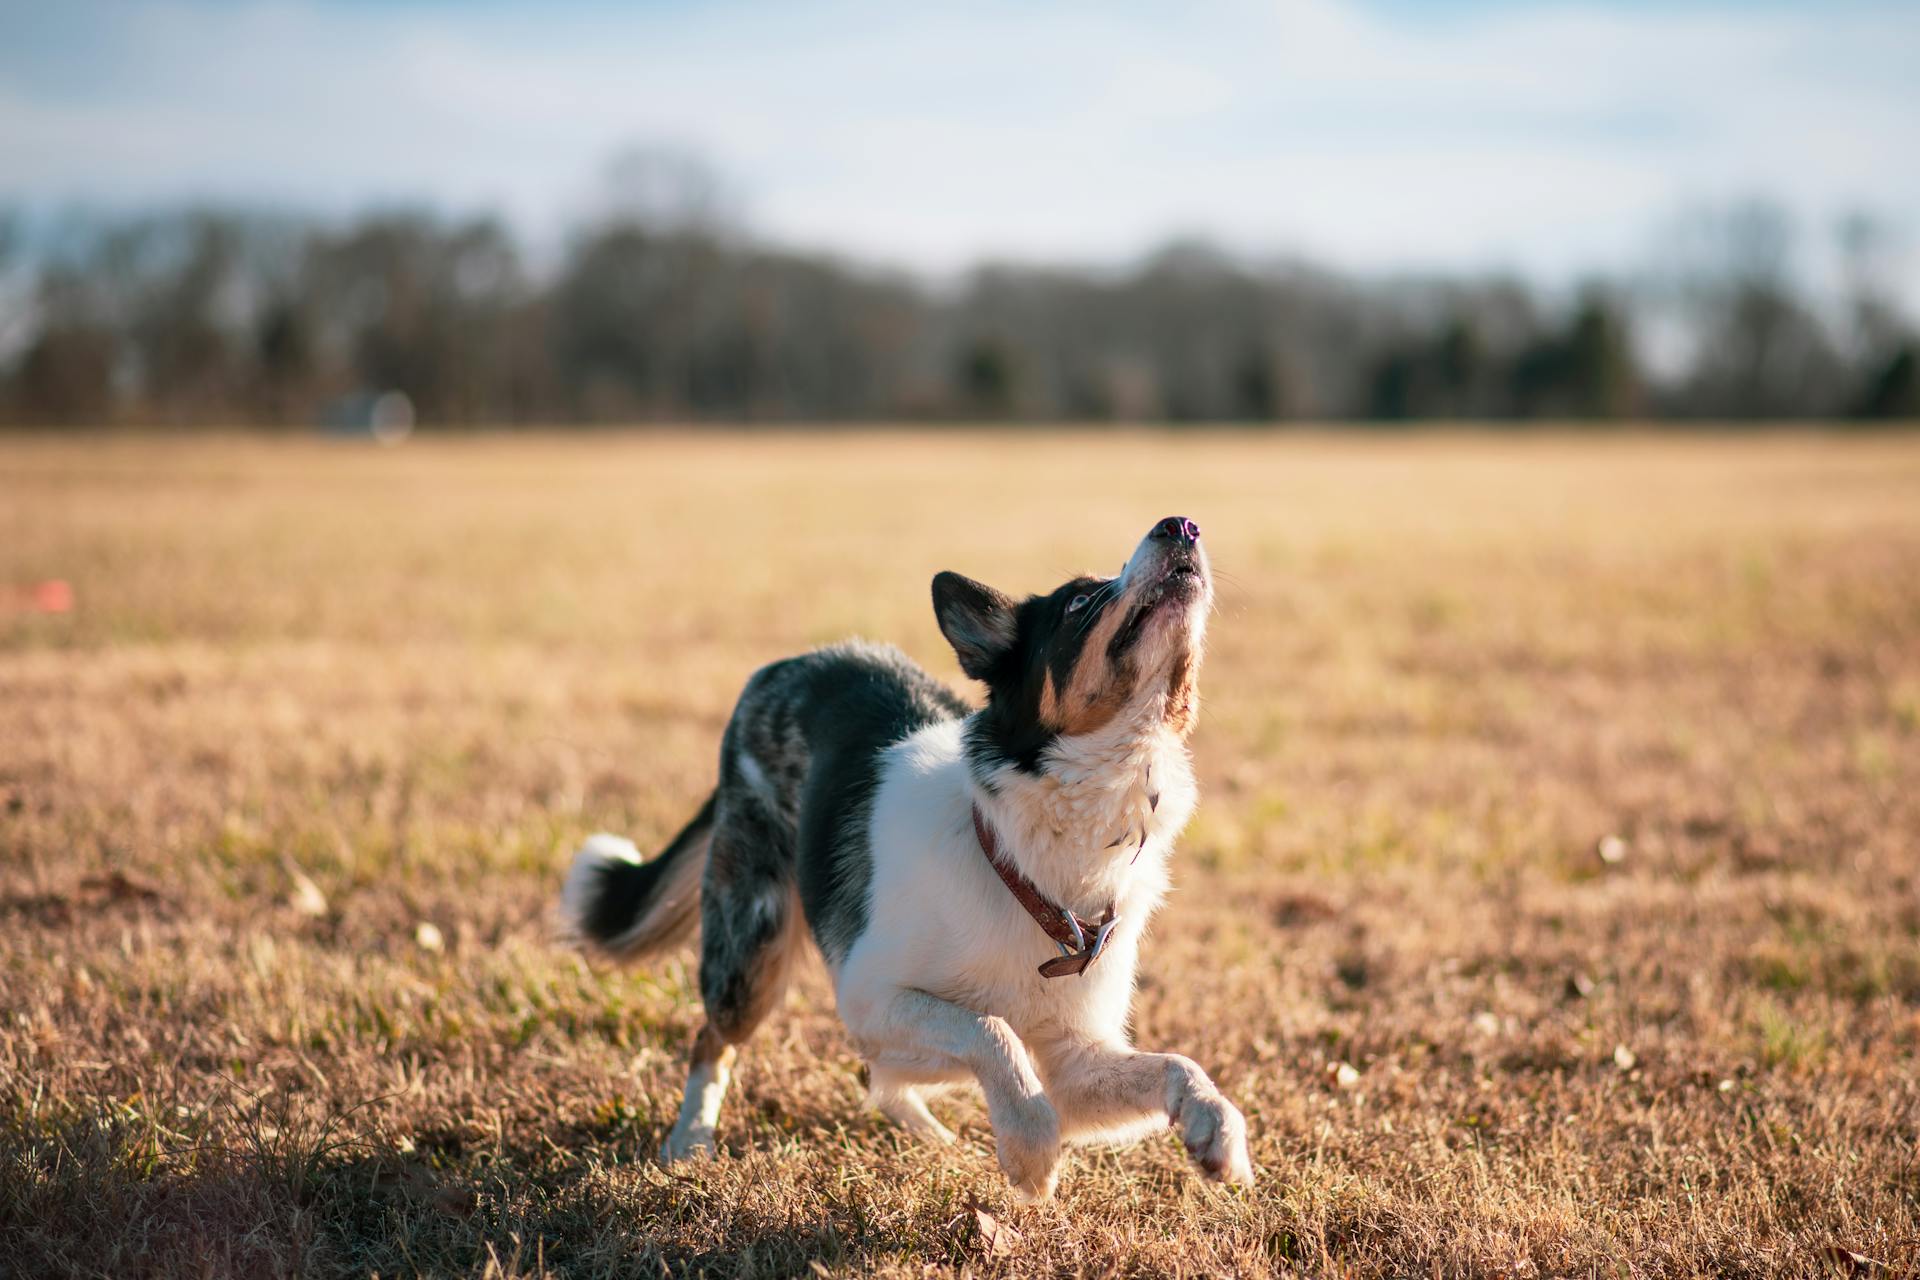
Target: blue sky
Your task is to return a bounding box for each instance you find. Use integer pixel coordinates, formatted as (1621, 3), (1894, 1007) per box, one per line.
(3, 0), (1917, 298)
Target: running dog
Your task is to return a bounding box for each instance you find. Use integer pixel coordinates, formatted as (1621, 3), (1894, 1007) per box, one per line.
(561, 516), (1251, 1199)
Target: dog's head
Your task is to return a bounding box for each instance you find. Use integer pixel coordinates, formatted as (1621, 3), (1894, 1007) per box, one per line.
(933, 516), (1210, 775)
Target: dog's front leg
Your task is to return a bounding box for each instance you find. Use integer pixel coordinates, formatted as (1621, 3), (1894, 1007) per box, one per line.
(849, 988), (1061, 1200)
(1044, 1040), (1254, 1184)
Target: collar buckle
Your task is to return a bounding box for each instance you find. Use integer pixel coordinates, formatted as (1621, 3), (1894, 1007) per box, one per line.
(973, 804), (1121, 980)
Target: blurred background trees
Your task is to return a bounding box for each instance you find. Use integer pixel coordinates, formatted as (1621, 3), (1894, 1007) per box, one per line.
(0, 167), (1911, 428)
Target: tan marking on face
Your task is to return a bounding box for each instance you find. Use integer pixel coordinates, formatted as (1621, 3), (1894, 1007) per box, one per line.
(1050, 602), (1137, 736)
(1039, 668), (1063, 725)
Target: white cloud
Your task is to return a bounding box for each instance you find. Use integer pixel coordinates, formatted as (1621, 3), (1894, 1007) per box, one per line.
(1, 0), (1916, 299)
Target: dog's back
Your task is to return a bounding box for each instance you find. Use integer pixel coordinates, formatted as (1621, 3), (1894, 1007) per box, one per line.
(564, 640), (967, 964)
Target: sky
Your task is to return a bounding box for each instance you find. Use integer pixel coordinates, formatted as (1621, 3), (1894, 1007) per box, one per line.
(3, 0), (1918, 298)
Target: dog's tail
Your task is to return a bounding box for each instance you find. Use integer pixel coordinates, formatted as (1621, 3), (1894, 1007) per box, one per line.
(561, 793), (716, 958)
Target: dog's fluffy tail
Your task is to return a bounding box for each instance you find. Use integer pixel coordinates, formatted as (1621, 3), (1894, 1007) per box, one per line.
(561, 793), (716, 958)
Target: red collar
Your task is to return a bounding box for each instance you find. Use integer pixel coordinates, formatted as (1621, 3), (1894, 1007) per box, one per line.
(971, 805), (1118, 979)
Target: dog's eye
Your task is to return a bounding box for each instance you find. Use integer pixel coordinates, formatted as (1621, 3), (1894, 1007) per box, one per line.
(1066, 594), (1090, 613)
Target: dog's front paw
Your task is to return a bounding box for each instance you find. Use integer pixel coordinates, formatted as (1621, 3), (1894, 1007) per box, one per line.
(991, 1095), (1062, 1202)
(1176, 1091), (1253, 1185)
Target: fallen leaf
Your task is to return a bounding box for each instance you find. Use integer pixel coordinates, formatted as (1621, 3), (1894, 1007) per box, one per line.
(1824, 1242), (1886, 1274)
(432, 1184), (476, 1218)
(1271, 891), (1339, 926)
(78, 871), (165, 905)
(372, 1160), (475, 1218)
(974, 1207), (1022, 1257)
(286, 867), (329, 917)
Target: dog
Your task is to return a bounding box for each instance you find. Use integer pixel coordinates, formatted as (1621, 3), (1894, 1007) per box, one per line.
(561, 515), (1252, 1198)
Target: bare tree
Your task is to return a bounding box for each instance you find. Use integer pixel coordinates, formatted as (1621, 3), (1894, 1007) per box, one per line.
(1, 176), (1911, 428)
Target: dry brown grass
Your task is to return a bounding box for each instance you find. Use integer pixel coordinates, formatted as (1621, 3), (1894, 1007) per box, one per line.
(2, 430), (1918, 1279)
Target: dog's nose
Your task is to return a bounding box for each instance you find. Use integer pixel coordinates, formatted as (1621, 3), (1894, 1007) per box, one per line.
(1152, 516), (1201, 546)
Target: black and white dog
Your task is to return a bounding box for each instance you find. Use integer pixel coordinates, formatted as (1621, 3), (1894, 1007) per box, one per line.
(561, 516), (1251, 1198)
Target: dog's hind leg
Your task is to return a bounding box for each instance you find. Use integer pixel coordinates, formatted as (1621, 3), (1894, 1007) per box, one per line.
(867, 1066), (956, 1145)
(663, 1022), (737, 1162)
(661, 799), (803, 1163)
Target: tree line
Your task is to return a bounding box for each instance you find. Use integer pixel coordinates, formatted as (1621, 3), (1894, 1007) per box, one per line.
(0, 199), (1913, 427)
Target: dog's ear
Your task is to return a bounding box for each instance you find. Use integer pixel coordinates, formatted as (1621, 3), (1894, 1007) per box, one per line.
(932, 571), (1017, 681)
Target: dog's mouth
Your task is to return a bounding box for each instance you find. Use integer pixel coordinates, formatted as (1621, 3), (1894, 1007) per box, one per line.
(1107, 554), (1207, 656)
(1142, 553), (1205, 608)
(1162, 558), (1203, 589)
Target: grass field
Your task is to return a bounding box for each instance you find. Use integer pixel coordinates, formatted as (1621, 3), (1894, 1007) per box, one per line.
(2, 430), (1918, 1278)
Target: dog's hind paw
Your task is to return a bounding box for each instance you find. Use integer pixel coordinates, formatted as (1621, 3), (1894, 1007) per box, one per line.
(870, 1078), (958, 1145)
(659, 1122), (717, 1164)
